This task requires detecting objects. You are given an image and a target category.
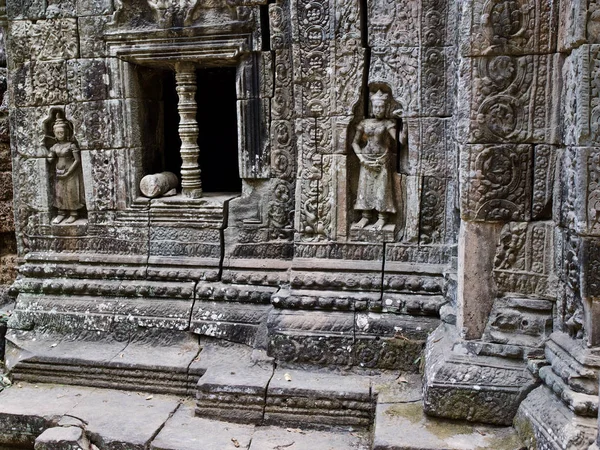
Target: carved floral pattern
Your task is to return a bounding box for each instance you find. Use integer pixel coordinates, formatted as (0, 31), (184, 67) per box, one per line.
(461, 144), (532, 221)
(468, 0), (557, 55)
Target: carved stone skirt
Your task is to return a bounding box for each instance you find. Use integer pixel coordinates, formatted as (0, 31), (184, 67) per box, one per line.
(54, 170), (85, 211)
(354, 164), (396, 213)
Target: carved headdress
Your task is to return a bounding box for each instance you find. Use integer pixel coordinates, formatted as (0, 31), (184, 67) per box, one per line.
(53, 112), (69, 131)
(370, 90), (389, 106)
(52, 112), (72, 141)
(370, 89), (391, 117)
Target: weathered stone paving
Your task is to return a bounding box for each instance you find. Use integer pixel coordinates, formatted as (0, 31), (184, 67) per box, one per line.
(0, 379), (522, 450)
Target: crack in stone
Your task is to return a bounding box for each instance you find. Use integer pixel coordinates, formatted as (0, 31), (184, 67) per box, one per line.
(261, 360), (277, 425)
(146, 401), (182, 449)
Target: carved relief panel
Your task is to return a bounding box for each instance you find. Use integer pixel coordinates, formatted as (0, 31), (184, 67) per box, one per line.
(268, 1), (297, 238)
(351, 90), (399, 232)
(460, 54), (561, 145)
(113, 0), (258, 29)
(493, 221), (555, 298)
(580, 237), (600, 345)
(460, 144), (532, 222)
(462, 0), (559, 56)
(562, 45), (600, 147)
(368, 0), (453, 47)
(367, 0), (453, 118)
(43, 109), (86, 225)
(560, 147), (600, 237)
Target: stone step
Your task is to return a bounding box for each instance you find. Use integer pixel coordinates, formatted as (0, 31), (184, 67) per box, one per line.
(6, 330), (204, 396)
(263, 368), (373, 429)
(2, 334), (525, 449)
(194, 344), (274, 424)
(194, 342), (376, 429)
(0, 382), (371, 450)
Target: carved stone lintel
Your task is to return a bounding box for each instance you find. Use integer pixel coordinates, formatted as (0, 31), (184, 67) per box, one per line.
(175, 62), (202, 198)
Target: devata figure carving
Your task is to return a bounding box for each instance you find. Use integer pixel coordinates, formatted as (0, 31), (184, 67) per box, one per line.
(46, 113), (85, 224)
(352, 89), (397, 231)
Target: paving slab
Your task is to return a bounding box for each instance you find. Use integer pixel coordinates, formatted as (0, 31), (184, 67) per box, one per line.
(248, 426), (370, 450)
(0, 383), (92, 448)
(66, 389), (180, 450)
(371, 372), (422, 404)
(151, 403), (255, 450)
(373, 402), (525, 450)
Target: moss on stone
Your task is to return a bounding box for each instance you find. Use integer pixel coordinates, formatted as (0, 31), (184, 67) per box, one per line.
(425, 417), (473, 440)
(384, 402), (423, 424)
(478, 431), (526, 450)
(384, 402), (526, 449)
(513, 412), (537, 449)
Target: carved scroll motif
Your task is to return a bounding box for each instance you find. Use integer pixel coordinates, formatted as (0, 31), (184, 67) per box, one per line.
(461, 144), (532, 222)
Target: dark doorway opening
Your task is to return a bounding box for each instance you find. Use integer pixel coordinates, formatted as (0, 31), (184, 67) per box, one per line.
(160, 66), (241, 194)
(196, 67), (241, 193)
(162, 70), (181, 183)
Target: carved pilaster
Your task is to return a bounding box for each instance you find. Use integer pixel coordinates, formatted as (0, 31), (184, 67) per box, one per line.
(175, 62), (202, 198)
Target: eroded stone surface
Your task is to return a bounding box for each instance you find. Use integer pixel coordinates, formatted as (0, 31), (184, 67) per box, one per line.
(151, 403), (254, 450)
(374, 402), (524, 450)
(35, 426), (91, 450)
(249, 426), (369, 450)
(68, 389), (180, 450)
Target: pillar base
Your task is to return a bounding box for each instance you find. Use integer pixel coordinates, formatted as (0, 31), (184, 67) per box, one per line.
(423, 324), (538, 425)
(514, 386), (597, 450)
(182, 187), (203, 199)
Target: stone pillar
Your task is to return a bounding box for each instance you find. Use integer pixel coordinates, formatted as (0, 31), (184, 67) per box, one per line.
(423, 0), (559, 426)
(175, 62), (202, 198)
(456, 221), (503, 340)
(513, 2), (600, 448)
(0, 26), (15, 306)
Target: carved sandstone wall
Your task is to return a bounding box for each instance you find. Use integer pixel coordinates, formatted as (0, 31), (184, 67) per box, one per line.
(3, 1), (600, 446)
(0, 27), (15, 305)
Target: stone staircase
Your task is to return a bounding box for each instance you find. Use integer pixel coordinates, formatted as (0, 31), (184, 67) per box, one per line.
(1, 330), (525, 449)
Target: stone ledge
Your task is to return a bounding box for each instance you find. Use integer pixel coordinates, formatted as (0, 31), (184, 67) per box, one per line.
(6, 330), (203, 396)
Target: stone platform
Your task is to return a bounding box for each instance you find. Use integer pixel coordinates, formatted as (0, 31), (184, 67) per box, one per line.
(0, 376), (524, 449)
(1, 328), (525, 449)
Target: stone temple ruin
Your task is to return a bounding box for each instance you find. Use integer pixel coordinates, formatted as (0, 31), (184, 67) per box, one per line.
(0, 0), (599, 448)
